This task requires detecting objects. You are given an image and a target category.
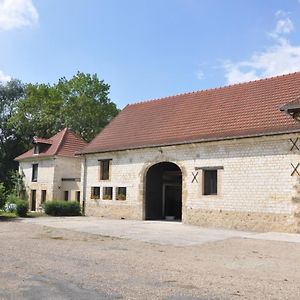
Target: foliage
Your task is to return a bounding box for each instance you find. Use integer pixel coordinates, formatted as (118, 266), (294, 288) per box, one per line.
(6, 194), (21, 204)
(0, 80), (26, 190)
(10, 72), (119, 142)
(10, 170), (26, 198)
(0, 182), (6, 209)
(44, 201), (81, 216)
(16, 200), (28, 217)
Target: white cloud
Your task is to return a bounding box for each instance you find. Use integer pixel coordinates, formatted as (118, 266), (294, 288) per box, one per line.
(0, 70), (11, 82)
(223, 12), (300, 84)
(0, 0), (38, 30)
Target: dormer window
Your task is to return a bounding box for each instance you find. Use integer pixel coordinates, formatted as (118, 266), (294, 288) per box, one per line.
(32, 137), (53, 155)
(34, 144), (39, 154)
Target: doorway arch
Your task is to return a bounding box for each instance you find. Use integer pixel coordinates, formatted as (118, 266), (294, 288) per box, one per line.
(145, 162), (182, 221)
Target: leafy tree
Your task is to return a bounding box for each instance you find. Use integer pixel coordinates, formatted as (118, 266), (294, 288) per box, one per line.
(10, 72), (119, 142)
(0, 80), (26, 189)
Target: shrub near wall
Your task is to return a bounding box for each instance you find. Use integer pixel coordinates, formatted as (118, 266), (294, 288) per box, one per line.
(44, 201), (81, 216)
(16, 201), (28, 217)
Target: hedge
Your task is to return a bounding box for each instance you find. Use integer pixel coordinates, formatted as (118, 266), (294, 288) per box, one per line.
(44, 201), (81, 216)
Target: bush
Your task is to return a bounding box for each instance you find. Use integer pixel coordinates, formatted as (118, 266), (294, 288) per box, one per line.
(16, 201), (28, 217)
(44, 201), (81, 216)
(6, 194), (21, 204)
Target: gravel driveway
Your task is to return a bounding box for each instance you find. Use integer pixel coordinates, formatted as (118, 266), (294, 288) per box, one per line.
(1, 219), (300, 299)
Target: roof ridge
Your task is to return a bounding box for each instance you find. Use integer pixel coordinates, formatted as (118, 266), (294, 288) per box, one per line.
(53, 127), (68, 155)
(128, 71), (300, 107)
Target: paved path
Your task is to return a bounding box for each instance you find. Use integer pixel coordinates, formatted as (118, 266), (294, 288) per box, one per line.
(22, 216), (300, 246)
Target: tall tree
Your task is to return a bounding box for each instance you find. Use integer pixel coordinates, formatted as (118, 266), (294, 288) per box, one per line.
(0, 80), (26, 189)
(10, 72), (119, 142)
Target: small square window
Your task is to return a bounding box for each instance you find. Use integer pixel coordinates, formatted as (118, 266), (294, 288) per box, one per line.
(91, 187), (100, 199)
(103, 187), (112, 200)
(203, 170), (218, 195)
(100, 160), (111, 180)
(116, 187), (126, 201)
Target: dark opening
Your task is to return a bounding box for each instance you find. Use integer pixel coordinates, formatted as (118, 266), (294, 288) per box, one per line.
(64, 191), (69, 201)
(41, 190), (47, 203)
(145, 162), (182, 221)
(203, 170), (217, 195)
(31, 190), (36, 211)
(76, 191), (80, 202)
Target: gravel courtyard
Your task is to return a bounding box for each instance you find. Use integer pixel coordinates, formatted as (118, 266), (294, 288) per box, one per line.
(1, 219), (300, 300)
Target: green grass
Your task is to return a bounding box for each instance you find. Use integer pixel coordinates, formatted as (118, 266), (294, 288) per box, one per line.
(26, 211), (46, 218)
(0, 211), (17, 220)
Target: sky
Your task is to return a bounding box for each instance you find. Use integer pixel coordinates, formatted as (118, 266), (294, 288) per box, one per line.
(0, 0), (300, 108)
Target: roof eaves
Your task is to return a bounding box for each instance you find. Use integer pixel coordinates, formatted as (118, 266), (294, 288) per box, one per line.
(78, 128), (300, 155)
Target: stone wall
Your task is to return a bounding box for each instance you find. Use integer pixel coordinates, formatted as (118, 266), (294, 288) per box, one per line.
(83, 133), (300, 232)
(20, 156), (81, 209)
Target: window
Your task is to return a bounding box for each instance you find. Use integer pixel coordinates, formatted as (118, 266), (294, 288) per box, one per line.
(91, 187), (100, 199)
(34, 144), (39, 154)
(99, 159), (111, 180)
(116, 187), (126, 201)
(103, 187), (112, 200)
(64, 191), (69, 201)
(76, 191), (80, 202)
(203, 170), (218, 195)
(32, 164), (38, 182)
(41, 190), (47, 204)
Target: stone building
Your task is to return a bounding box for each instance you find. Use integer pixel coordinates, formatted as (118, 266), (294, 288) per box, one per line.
(78, 72), (300, 232)
(15, 128), (87, 211)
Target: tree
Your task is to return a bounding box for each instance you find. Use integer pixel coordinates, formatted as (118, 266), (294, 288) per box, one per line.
(10, 72), (119, 142)
(0, 80), (26, 189)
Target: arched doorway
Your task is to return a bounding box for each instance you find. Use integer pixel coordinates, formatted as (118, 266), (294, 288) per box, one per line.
(145, 162), (182, 221)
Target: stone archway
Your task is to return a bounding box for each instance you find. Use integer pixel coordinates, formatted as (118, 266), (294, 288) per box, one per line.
(145, 162), (182, 221)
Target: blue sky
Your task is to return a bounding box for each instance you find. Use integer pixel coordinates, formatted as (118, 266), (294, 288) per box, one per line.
(1, 0), (300, 108)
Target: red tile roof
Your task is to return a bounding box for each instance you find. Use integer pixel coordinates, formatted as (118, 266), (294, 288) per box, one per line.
(81, 72), (300, 154)
(15, 128), (87, 161)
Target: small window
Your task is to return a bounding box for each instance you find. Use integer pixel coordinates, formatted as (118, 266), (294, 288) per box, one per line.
(41, 190), (47, 204)
(32, 164), (38, 182)
(116, 187), (126, 201)
(91, 187), (100, 199)
(203, 170), (218, 195)
(64, 191), (69, 201)
(76, 191), (80, 202)
(100, 159), (111, 180)
(34, 144), (39, 154)
(103, 187), (112, 200)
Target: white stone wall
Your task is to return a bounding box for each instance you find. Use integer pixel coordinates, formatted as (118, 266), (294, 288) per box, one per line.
(83, 133), (300, 231)
(53, 156), (81, 200)
(19, 158), (55, 209)
(19, 156), (82, 209)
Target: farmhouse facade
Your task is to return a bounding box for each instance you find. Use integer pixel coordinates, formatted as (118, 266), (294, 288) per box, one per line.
(15, 128), (87, 211)
(78, 72), (300, 233)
